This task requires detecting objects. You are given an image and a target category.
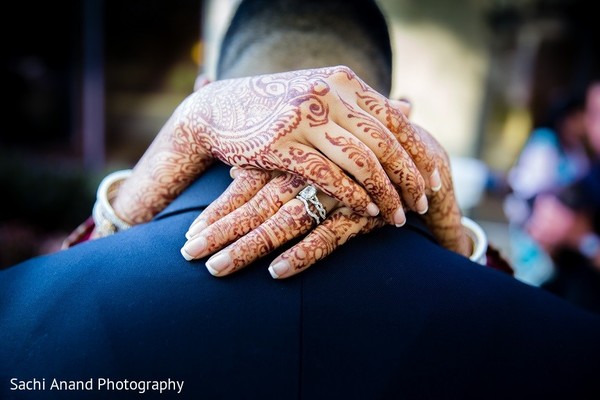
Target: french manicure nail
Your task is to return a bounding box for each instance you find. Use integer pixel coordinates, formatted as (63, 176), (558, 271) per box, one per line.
(367, 202), (380, 217)
(180, 247), (195, 261)
(394, 207), (406, 227)
(181, 235), (207, 259)
(186, 219), (208, 239)
(205, 252), (232, 276)
(430, 169), (442, 192)
(416, 194), (429, 214)
(268, 260), (290, 279)
(229, 166), (241, 179)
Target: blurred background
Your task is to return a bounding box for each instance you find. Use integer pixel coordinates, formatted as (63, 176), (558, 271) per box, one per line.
(2, 0), (599, 287)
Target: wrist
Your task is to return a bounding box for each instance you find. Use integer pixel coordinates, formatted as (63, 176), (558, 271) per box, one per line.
(461, 216), (488, 265)
(92, 169), (133, 238)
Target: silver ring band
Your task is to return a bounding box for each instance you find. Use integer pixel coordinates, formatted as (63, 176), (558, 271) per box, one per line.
(296, 185), (327, 224)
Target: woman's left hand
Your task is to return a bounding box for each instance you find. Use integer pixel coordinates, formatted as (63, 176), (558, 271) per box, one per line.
(181, 123), (471, 278)
(181, 168), (385, 278)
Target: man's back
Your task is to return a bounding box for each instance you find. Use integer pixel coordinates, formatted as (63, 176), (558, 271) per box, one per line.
(2, 163), (599, 399)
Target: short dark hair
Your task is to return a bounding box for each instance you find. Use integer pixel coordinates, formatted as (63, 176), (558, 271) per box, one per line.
(216, 0), (393, 92)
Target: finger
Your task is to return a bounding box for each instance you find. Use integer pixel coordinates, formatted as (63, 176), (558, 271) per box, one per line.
(281, 142), (380, 218)
(268, 207), (386, 279)
(185, 168), (273, 239)
(181, 173), (306, 260)
(335, 107), (428, 216)
(204, 194), (339, 276)
(410, 124), (443, 191)
(327, 67), (428, 201)
(229, 166), (241, 179)
(391, 98), (412, 118)
(307, 124), (407, 226)
(349, 82), (468, 255)
(354, 90), (440, 192)
(420, 153), (471, 257)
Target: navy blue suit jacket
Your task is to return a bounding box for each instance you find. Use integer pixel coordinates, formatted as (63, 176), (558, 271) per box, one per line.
(1, 163), (600, 399)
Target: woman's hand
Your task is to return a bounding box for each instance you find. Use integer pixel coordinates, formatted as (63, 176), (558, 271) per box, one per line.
(181, 168), (384, 278)
(111, 66), (438, 229)
(181, 124), (471, 279)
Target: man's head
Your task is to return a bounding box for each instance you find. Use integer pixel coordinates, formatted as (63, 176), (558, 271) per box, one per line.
(216, 0), (393, 95)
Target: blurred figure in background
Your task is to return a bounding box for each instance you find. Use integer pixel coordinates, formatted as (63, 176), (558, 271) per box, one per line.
(504, 91), (591, 285)
(528, 81), (600, 314)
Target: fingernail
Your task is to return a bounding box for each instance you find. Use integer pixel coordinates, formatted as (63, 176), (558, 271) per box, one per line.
(430, 169), (442, 192)
(186, 219), (207, 239)
(229, 166), (241, 179)
(268, 260), (290, 279)
(205, 252), (232, 276)
(181, 235), (207, 259)
(367, 202), (380, 217)
(416, 194), (428, 214)
(394, 207), (406, 227)
(180, 247), (195, 261)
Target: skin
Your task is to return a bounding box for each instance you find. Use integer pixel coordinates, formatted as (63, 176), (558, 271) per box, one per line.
(102, 66), (471, 277)
(182, 121), (469, 278)
(92, 0), (475, 277)
(113, 66), (440, 227)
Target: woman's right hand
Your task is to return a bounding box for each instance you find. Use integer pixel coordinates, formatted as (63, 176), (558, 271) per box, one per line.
(112, 66), (439, 228)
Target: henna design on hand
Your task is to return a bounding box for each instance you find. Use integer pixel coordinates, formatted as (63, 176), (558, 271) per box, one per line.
(113, 66), (429, 227)
(182, 172), (307, 262)
(271, 208), (386, 278)
(204, 200), (317, 276)
(321, 131), (399, 221)
(113, 111), (214, 224)
(188, 168), (273, 236)
(411, 124), (471, 257)
(114, 66), (469, 270)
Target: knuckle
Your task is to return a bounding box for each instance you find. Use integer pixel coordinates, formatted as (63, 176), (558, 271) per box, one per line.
(245, 196), (271, 221)
(317, 210), (370, 245)
(378, 137), (403, 166)
(205, 220), (234, 250)
(236, 170), (266, 193)
(333, 65), (354, 76)
(276, 202), (312, 232)
(330, 65), (355, 82)
(264, 175), (297, 202)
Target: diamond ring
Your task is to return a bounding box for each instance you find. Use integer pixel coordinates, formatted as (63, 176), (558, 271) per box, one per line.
(296, 185), (327, 224)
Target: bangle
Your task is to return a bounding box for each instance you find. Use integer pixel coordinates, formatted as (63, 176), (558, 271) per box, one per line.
(461, 216), (488, 265)
(579, 233), (600, 260)
(92, 169), (133, 238)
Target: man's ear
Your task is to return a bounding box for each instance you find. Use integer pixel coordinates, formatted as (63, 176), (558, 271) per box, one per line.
(194, 74), (212, 91)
